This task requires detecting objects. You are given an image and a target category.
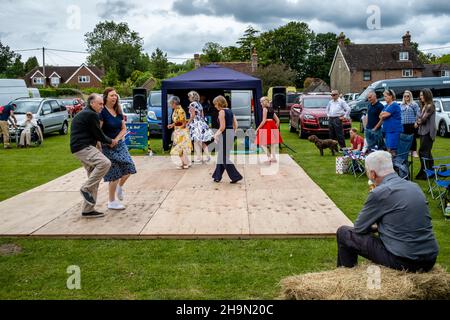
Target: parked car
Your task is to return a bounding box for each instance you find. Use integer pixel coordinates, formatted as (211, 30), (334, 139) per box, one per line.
(349, 76), (450, 121)
(343, 92), (360, 102)
(147, 91), (172, 135)
(0, 79), (29, 106)
(60, 98), (85, 117)
(10, 98), (69, 135)
(435, 98), (450, 137)
(120, 100), (140, 123)
(285, 92), (302, 118)
(226, 90), (253, 129)
(289, 94), (352, 139)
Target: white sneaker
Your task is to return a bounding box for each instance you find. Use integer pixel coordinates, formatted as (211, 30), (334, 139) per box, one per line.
(116, 186), (124, 201)
(108, 201), (126, 210)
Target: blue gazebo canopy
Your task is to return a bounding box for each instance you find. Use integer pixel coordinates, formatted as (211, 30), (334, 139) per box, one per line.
(161, 64), (263, 150)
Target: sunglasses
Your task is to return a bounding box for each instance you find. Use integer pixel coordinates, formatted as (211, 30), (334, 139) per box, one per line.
(331, 94), (338, 96)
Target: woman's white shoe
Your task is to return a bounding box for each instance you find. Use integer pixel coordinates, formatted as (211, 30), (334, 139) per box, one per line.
(108, 201), (126, 210)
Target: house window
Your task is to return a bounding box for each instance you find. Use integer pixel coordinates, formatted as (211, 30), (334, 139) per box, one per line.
(402, 69), (413, 78)
(363, 70), (371, 81)
(399, 51), (409, 61)
(51, 77), (60, 86)
(33, 77), (44, 85)
(78, 76), (91, 83)
(441, 70), (450, 77)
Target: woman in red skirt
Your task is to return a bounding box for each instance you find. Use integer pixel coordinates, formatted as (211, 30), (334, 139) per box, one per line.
(255, 96), (283, 163)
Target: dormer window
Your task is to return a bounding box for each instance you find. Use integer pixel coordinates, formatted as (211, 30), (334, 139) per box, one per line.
(400, 51), (409, 61)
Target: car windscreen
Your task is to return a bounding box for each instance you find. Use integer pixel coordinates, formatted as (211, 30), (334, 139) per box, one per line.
(287, 94), (300, 104)
(149, 92), (162, 106)
(13, 101), (40, 114)
(303, 98), (330, 108)
(443, 101), (450, 112)
(121, 103), (135, 113)
(61, 100), (73, 105)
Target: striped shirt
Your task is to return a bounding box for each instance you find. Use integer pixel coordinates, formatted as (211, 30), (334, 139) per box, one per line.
(400, 102), (420, 125)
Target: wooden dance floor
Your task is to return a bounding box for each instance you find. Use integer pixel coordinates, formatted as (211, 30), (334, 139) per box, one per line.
(0, 155), (352, 239)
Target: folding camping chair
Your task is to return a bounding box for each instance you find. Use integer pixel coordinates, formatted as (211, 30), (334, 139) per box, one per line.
(392, 133), (414, 180)
(433, 163), (450, 217)
(422, 156), (450, 199)
(342, 148), (366, 178)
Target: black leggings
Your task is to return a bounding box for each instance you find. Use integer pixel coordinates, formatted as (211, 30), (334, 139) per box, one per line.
(403, 124), (417, 151)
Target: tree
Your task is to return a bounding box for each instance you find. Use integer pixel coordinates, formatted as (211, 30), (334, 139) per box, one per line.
(305, 32), (339, 84)
(201, 42), (223, 63)
(436, 54), (450, 65)
(411, 42), (438, 64)
(236, 26), (260, 60)
(222, 46), (243, 62)
(24, 56), (39, 73)
(149, 48), (169, 79)
(103, 67), (120, 87)
(5, 56), (25, 78)
(85, 21), (150, 81)
(0, 41), (20, 76)
(254, 63), (297, 95)
(255, 22), (314, 87)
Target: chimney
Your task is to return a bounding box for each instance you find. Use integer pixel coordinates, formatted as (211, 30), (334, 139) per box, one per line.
(337, 32), (346, 46)
(402, 31), (411, 47)
(251, 48), (258, 73)
(194, 54), (200, 69)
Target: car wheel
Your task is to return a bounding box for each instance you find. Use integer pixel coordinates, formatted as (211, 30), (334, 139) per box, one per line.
(298, 123), (308, 139)
(59, 121), (68, 135)
(289, 119), (296, 133)
(439, 121), (448, 137)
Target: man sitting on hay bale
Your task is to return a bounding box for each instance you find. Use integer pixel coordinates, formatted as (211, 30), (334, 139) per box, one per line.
(337, 151), (439, 272)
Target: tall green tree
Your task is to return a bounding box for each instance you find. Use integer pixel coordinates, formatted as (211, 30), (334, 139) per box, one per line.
(6, 56), (25, 78)
(222, 46), (243, 62)
(201, 42), (224, 63)
(85, 21), (150, 81)
(236, 26), (260, 60)
(306, 32), (339, 83)
(254, 63), (297, 95)
(411, 42), (438, 64)
(24, 56), (39, 73)
(0, 41), (19, 76)
(149, 48), (169, 79)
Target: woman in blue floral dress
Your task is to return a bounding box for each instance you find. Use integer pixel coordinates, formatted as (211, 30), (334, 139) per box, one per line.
(186, 91), (214, 163)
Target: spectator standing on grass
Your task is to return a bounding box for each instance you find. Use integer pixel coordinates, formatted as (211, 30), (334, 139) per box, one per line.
(379, 90), (403, 156)
(365, 91), (385, 151)
(100, 88), (137, 211)
(415, 88), (437, 180)
(212, 95), (243, 184)
(337, 151), (439, 272)
(70, 94), (115, 219)
(0, 102), (17, 149)
(401, 90), (420, 158)
(326, 90), (351, 149)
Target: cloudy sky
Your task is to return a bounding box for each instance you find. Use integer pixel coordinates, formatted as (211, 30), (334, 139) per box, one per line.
(1, 0), (449, 66)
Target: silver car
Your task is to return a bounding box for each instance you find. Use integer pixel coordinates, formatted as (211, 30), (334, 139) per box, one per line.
(120, 100), (141, 123)
(11, 98), (69, 135)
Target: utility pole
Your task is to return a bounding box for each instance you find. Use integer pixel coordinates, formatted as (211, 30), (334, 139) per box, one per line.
(42, 47), (46, 88)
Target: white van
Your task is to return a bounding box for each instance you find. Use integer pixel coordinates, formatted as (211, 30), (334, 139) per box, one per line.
(0, 79), (30, 106)
(229, 90), (253, 129)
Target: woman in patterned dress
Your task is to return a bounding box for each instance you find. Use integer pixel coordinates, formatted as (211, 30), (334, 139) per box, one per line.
(99, 88), (137, 211)
(168, 96), (192, 169)
(186, 91), (214, 163)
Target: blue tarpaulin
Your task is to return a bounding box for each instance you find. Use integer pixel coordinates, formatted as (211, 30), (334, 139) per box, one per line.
(161, 64), (263, 151)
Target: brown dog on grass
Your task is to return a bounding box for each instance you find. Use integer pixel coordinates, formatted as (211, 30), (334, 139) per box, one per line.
(308, 135), (339, 156)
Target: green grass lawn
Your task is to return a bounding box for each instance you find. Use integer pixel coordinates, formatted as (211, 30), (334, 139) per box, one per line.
(0, 125), (449, 299)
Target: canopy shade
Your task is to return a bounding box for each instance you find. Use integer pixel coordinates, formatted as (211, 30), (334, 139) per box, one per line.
(161, 64), (263, 150)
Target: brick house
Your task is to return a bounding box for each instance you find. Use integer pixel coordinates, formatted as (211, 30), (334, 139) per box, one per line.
(25, 63), (104, 89)
(423, 63), (450, 77)
(329, 31), (425, 94)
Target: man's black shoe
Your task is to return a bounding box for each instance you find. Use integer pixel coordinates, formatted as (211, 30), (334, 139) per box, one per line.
(80, 189), (96, 205)
(82, 211), (105, 219)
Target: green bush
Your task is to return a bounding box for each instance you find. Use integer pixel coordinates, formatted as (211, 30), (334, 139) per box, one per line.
(39, 88), (83, 98)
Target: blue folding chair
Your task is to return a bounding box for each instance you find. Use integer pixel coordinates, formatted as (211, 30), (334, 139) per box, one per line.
(433, 163), (450, 217)
(341, 148), (366, 178)
(423, 156), (450, 199)
(393, 134), (413, 180)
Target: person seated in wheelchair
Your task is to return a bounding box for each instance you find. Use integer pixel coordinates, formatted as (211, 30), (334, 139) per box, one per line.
(18, 112), (43, 148)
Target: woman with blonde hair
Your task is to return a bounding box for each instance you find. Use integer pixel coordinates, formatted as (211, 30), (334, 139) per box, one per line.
(168, 96), (192, 169)
(401, 90), (420, 157)
(255, 96), (283, 163)
(187, 90), (214, 163)
(212, 95), (243, 184)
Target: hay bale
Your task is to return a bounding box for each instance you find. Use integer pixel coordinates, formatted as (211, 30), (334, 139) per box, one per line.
(280, 264), (450, 300)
